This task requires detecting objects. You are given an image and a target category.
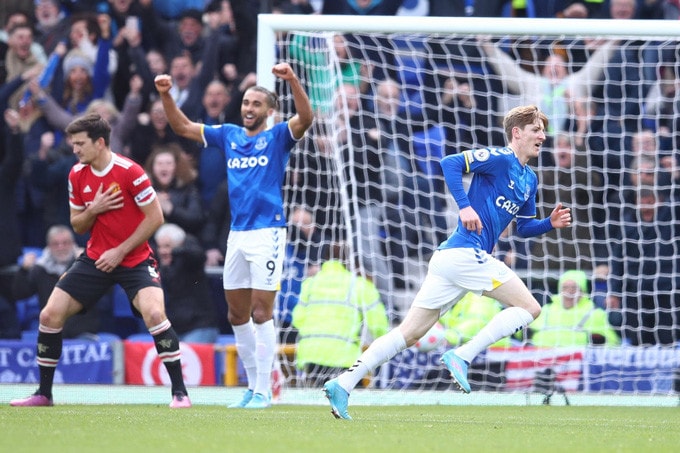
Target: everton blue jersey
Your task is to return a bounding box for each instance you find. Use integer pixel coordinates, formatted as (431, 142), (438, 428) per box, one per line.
(203, 122), (297, 231)
(439, 147), (538, 254)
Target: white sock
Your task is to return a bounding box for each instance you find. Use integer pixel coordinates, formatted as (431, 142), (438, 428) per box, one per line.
(254, 319), (276, 396)
(232, 319), (257, 390)
(455, 306), (534, 363)
(337, 329), (407, 392)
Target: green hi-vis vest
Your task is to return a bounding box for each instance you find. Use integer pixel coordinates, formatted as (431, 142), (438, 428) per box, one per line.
(440, 292), (511, 347)
(530, 295), (620, 347)
(292, 260), (389, 369)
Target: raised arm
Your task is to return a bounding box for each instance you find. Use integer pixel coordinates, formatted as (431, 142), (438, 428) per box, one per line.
(154, 74), (204, 143)
(273, 63), (313, 140)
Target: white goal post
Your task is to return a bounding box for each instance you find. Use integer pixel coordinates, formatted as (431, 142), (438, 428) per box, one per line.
(258, 14), (680, 398)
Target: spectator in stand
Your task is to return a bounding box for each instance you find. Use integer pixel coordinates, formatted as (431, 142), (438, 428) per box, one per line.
(663, 0), (680, 19)
(439, 73), (505, 153)
(201, 179), (230, 268)
(163, 49), (218, 122)
(0, 37), (52, 247)
(554, 1), (607, 18)
(0, 11), (47, 68)
(594, 0), (661, 143)
(428, 0), (508, 17)
(127, 98), (188, 166)
(320, 0), (405, 15)
(148, 6), (235, 84)
(151, 0), (257, 85)
(32, 0), (70, 55)
(276, 206), (323, 344)
(25, 130), (80, 244)
(145, 143), (205, 238)
(374, 76), (449, 259)
(643, 61), (680, 153)
(292, 242), (388, 387)
(607, 187), (680, 346)
(478, 34), (615, 137)
(50, 12), (116, 106)
(0, 22), (46, 107)
(151, 0), (209, 20)
(154, 223), (220, 344)
(527, 270), (620, 347)
(606, 129), (676, 223)
(12, 225), (110, 339)
(207, 0), (259, 87)
(106, 0), (157, 109)
(286, 120), (344, 243)
(30, 61), (144, 154)
(531, 132), (607, 271)
(335, 81), (418, 296)
(120, 21), (167, 110)
(199, 178), (232, 335)
(0, 109), (24, 339)
(45, 14), (112, 125)
(272, 0), (317, 15)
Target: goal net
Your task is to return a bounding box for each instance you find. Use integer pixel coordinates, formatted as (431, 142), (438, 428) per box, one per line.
(264, 15), (680, 397)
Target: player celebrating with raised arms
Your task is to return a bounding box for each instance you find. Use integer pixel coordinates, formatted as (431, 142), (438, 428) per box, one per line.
(154, 63), (313, 409)
(324, 104), (572, 419)
(11, 113), (191, 408)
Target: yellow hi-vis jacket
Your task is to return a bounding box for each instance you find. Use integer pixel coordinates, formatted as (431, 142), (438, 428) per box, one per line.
(292, 260), (389, 369)
(439, 292), (511, 348)
(530, 270), (620, 347)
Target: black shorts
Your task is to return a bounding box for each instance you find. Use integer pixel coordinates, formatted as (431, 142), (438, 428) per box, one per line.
(56, 253), (162, 317)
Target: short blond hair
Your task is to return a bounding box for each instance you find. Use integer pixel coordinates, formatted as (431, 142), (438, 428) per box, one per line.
(502, 105), (549, 143)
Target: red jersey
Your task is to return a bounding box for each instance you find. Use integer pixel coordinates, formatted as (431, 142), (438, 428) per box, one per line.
(68, 153), (157, 267)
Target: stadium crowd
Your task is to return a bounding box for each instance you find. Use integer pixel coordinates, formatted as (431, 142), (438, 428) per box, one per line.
(1, 0), (679, 351)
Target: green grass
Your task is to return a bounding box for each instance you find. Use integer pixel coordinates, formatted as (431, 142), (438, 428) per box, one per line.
(2, 405), (679, 452)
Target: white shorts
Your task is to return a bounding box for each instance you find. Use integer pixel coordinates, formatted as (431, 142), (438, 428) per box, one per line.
(222, 228), (286, 291)
(412, 247), (517, 315)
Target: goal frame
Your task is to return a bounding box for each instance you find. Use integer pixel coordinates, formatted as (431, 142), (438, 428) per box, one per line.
(256, 14), (680, 91)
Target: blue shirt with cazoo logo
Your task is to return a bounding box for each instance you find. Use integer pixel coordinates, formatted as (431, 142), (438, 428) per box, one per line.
(439, 146), (539, 254)
(203, 122), (297, 231)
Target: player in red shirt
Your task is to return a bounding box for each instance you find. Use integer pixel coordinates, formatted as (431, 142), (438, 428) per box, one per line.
(10, 113), (191, 408)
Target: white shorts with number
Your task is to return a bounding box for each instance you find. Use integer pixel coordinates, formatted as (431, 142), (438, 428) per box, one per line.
(412, 247), (517, 315)
(222, 228), (286, 291)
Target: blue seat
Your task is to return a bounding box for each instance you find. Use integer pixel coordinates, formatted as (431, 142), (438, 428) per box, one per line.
(125, 333), (153, 342)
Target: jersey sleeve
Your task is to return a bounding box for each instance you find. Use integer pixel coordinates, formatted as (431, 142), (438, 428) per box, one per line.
(68, 166), (85, 210)
(276, 121), (298, 151)
(128, 163), (156, 206)
(440, 152), (471, 209)
(203, 123), (225, 149)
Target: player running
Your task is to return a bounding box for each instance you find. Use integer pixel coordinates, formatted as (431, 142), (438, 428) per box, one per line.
(323, 104), (572, 419)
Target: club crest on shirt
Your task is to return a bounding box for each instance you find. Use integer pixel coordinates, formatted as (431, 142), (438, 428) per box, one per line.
(255, 137), (268, 150)
(524, 185), (531, 201)
(109, 182), (121, 193)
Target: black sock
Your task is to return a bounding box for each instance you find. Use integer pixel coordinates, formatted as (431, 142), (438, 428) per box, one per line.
(37, 330), (62, 399)
(153, 326), (188, 396)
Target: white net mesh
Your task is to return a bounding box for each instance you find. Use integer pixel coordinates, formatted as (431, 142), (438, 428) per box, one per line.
(271, 17), (680, 396)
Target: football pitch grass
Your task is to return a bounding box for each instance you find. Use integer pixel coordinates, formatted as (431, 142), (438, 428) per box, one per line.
(1, 386), (679, 452)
